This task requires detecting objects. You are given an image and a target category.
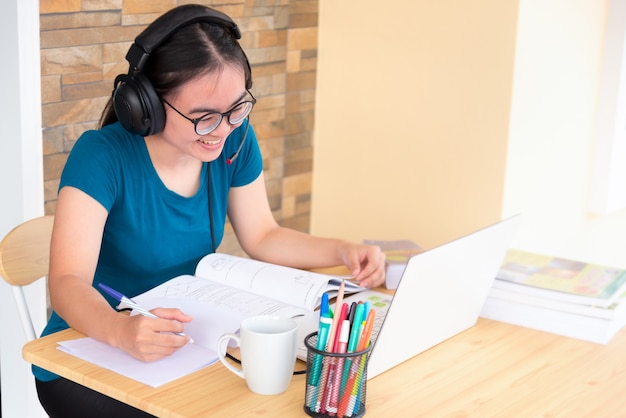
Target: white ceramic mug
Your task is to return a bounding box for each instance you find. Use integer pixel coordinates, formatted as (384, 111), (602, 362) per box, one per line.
(217, 315), (298, 395)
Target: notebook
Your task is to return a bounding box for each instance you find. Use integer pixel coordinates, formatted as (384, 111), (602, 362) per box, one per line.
(295, 215), (520, 380)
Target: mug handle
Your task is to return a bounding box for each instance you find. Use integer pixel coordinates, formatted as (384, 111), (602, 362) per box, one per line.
(217, 333), (244, 379)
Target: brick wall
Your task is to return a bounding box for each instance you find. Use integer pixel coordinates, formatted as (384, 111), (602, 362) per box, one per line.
(39, 0), (318, 256)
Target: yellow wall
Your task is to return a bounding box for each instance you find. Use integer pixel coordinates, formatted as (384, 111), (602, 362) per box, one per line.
(313, 0), (626, 268)
(312, 1), (519, 249)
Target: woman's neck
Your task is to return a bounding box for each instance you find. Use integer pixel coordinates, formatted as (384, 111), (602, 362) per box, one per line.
(144, 137), (203, 197)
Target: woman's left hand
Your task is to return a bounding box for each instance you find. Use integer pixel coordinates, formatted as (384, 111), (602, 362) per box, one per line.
(341, 243), (386, 288)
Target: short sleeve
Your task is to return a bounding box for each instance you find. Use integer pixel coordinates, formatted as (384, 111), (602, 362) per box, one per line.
(59, 127), (128, 211)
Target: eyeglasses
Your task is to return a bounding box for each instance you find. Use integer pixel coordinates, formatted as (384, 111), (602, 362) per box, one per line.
(162, 91), (256, 135)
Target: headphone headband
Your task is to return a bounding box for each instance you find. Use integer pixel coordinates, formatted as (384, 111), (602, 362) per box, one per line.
(113, 4), (248, 136)
(126, 5), (241, 71)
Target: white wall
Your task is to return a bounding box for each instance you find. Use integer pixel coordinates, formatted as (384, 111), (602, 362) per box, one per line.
(588, 0), (626, 215)
(0, 0), (48, 416)
(503, 0), (626, 268)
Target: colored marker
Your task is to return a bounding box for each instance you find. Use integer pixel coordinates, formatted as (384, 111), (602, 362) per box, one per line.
(307, 313), (332, 409)
(352, 310), (377, 415)
(309, 314), (332, 386)
(316, 304), (348, 412)
(320, 292), (329, 318)
(340, 303), (364, 395)
(337, 309), (376, 417)
(347, 303), (364, 353)
(326, 281), (345, 353)
(325, 320), (350, 414)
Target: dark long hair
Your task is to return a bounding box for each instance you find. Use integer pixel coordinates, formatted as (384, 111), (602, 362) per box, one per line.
(100, 21), (252, 128)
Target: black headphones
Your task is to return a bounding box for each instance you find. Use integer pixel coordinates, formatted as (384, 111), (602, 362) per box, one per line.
(112, 5), (248, 136)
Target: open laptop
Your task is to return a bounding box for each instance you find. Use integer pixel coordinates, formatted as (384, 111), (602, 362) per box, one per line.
(296, 215), (520, 380)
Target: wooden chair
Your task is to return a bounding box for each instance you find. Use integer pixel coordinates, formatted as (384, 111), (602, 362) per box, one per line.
(0, 215), (53, 341)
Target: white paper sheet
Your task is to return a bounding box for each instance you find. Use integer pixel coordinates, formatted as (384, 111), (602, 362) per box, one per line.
(57, 337), (218, 388)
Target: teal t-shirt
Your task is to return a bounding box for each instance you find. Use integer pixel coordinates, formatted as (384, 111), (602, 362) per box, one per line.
(34, 121), (262, 381)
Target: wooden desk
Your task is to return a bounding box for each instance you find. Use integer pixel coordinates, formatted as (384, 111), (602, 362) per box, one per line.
(23, 318), (626, 417)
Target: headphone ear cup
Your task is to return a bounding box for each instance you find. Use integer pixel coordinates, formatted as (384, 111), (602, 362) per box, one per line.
(113, 73), (165, 136)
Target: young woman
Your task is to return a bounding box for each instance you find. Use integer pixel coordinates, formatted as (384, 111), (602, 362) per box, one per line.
(34, 5), (385, 417)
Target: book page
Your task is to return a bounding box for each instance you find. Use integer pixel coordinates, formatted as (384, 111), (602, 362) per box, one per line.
(193, 253), (362, 311)
(57, 256), (361, 388)
(131, 275), (311, 348)
(62, 275), (320, 388)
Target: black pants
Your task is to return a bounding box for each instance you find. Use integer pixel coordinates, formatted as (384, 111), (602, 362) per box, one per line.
(36, 377), (156, 418)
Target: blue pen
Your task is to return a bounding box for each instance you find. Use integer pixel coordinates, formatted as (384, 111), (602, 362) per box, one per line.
(97, 283), (192, 342)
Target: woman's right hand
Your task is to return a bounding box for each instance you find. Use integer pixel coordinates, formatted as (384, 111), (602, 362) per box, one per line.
(115, 307), (193, 362)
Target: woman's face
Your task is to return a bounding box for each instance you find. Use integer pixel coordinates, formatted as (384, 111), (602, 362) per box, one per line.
(157, 65), (248, 162)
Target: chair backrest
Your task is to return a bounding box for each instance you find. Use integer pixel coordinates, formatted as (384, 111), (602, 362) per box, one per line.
(0, 215), (54, 340)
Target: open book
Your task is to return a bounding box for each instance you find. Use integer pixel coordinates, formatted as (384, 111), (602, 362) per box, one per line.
(57, 253), (364, 387)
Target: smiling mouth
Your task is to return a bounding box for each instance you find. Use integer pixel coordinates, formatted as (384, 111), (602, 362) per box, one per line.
(199, 138), (221, 146)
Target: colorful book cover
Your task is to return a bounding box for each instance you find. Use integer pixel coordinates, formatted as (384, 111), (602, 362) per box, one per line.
(493, 249), (626, 308)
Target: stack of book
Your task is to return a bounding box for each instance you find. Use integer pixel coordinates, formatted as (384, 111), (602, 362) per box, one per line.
(480, 249), (626, 344)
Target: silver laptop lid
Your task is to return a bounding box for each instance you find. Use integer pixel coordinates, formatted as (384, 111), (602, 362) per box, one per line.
(365, 215), (520, 379)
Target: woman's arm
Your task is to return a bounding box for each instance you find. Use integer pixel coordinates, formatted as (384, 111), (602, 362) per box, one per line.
(49, 186), (191, 361)
(227, 174), (386, 288)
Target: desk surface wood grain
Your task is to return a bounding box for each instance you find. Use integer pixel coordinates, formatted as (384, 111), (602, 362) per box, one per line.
(23, 317), (626, 417)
